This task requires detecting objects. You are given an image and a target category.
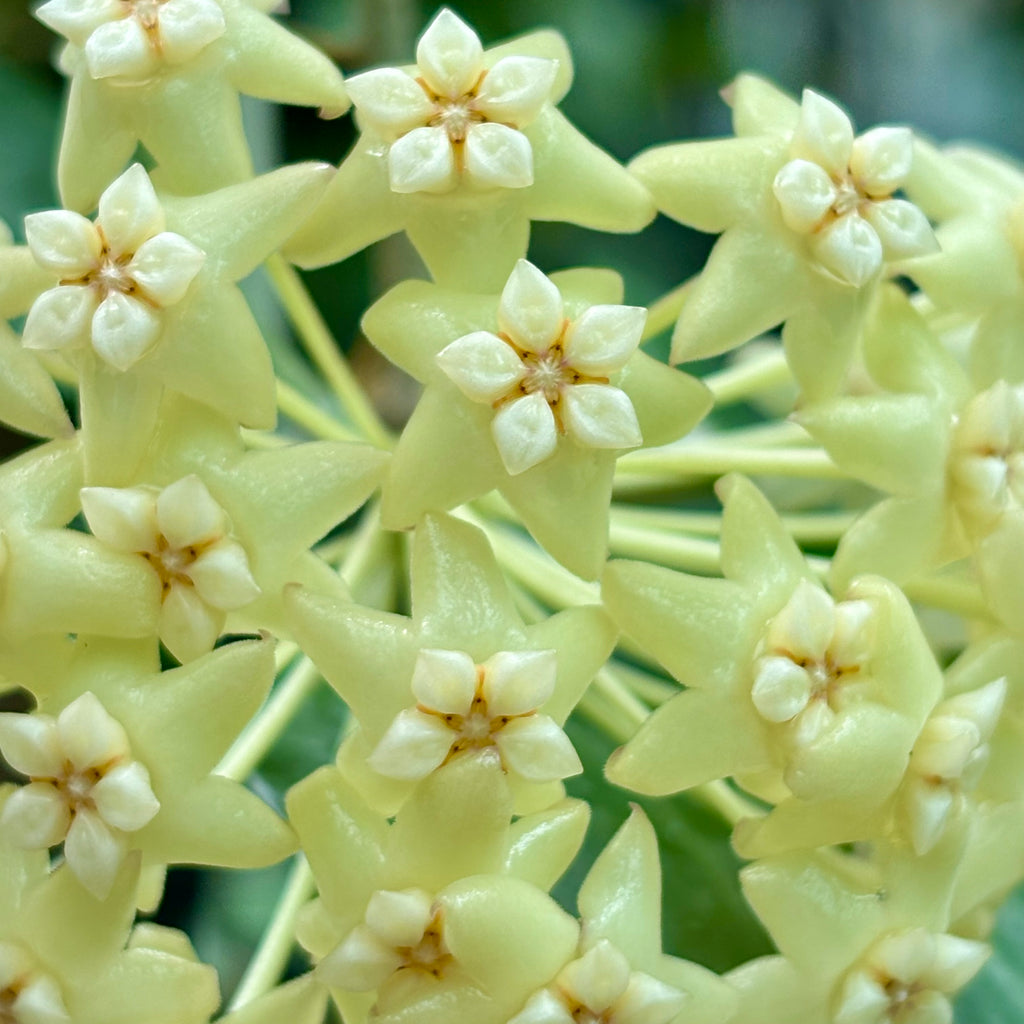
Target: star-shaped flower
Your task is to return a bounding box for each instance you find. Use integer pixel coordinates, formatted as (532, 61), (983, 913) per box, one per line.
(18, 161), (334, 467)
(287, 753), (587, 1024)
(79, 395), (388, 661)
(362, 262), (709, 578)
(287, 512), (616, 814)
(509, 808), (737, 1024)
(602, 475), (942, 858)
(36, 0), (349, 211)
(630, 75), (938, 400)
(285, 10), (654, 292)
(0, 828), (219, 1023)
(0, 636), (295, 899)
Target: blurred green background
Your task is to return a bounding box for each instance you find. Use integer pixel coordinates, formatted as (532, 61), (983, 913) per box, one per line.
(2, 1), (1023, 1019)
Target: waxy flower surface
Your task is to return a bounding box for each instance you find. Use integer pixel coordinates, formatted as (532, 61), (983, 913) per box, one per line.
(38, 0), (349, 210)
(362, 265), (708, 577)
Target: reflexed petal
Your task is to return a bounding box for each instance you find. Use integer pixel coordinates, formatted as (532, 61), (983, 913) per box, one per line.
(155, 475), (226, 549)
(495, 715), (582, 781)
(0, 714), (63, 778)
(871, 930), (935, 984)
(772, 159), (837, 234)
(912, 716), (981, 780)
(64, 806), (125, 899)
(901, 991), (953, 1024)
(751, 657), (811, 723)
(34, 0), (122, 45)
(98, 163), (165, 255)
(850, 126), (913, 197)
(482, 649), (557, 716)
(188, 540), (261, 610)
(925, 934), (990, 992)
(833, 968), (890, 1024)
(85, 16), (159, 81)
(387, 126), (456, 194)
(902, 777), (955, 855)
(56, 693), (130, 771)
(319, 924), (402, 991)
(364, 889), (434, 948)
(81, 485), (159, 553)
(22, 286), (97, 352)
(411, 648), (478, 713)
(128, 232), (206, 306)
(492, 392), (559, 475)
(863, 199), (939, 261)
(366, 708), (455, 780)
(829, 600), (874, 669)
(346, 68), (434, 134)
(498, 260), (564, 354)
(436, 331), (525, 403)
(944, 679), (1006, 740)
(475, 56), (557, 126)
(0, 783), (71, 848)
(508, 989), (574, 1024)
(766, 580), (836, 662)
(12, 973), (71, 1024)
(562, 385), (642, 449)
(157, 0), (226, 65)
(91, 293), (162, 370)
(562, 305), (646, 375)
(464, 122), (534, 189)
(811, 213), (883, 287)
(160, 582), (223, 663)
(91, 761), (160, 832)
(613, 972), (686, 1024)
(558, 940), (631, 1013)
(792, 89), (855, 176)
(416, 8), (483, 99)
(24, 210), (101, 277)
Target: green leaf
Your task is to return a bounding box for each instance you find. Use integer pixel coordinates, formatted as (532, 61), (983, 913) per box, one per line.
(556, 714), (773, 973)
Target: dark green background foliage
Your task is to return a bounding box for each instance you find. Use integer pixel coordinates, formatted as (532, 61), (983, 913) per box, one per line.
(1, 1), (1022, 1018)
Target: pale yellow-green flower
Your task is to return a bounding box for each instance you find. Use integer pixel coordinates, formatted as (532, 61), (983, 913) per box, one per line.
(285, 10), (654, 291)
(287, 512), (616, 814)
(36, 0), (349, 211)
(361, 265), (709, 578)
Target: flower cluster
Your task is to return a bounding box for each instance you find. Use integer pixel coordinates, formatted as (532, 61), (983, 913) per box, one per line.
(0, 4), (1021, 1024)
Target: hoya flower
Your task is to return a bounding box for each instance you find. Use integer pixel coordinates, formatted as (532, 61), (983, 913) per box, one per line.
(509, 809), (737, 1024)
(0, 692), (159, 898)
(2, 638), (296, 900)
(36, 0), (349, 210)
(287, 755), (586, 1024)
(362, 265), (709, 578)
(347, 8), (557, 195)
(24, 164), (205, 372)
(729, 846), (989, 1024)
(286, 12), (654, 291)
(602, 475), (942, 858)
(0, 824), (218, 1023)
(630, 75), (937, 400)
(80, 395), (388, 659)
(287, 512), (615, 814)
(81, 474), (260, 663)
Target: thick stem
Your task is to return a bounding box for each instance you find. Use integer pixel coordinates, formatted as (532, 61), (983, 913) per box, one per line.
(276, 378), (362, 442)
(704, 348), (793, 405)
(616, 443), (844, 480)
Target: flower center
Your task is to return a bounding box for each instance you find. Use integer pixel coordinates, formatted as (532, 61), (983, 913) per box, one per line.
(142, 533), (214, 598)
(125, 0), (167, 31)
(398, 908), (451, 977)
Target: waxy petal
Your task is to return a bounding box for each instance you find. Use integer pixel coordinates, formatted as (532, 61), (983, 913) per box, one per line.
(766, 579), (836, 662)
(464, 122), (534, 189)
(157, 0), (227, 65)
(128, 232), (206, 306)
(364, 888), (434, 948)
(562, 304), (646, 375)
(34, 0), (122, 45)
(482, 649), (557, 716)
(792, 88), (854, 176)
(155, 475), (226, 549)
(416, 8), (483, 99)
(81, 485), (159, 553)
(57, 692), (131, 771)
(811, 213), (883, 287)
(495, 715), (582, 781)
(751, 657), (812, 723)
(863, 199), (939, 261)
(347, 68), (435, 135)
(24, 210), (101, 277)
(64, 806), (125, 898)
(508, 989), (574, 1024)
(0, 714), (63, 779)
(98, 163), (165, 256)
(492, 392), (559, 475)
(613, 972), (686, 1024)
(160, 582), (224, 663)
(91, 292), (162, 370)
(411, 648), (478, 713)
(91, 760), (160, 832)
(84, 16), (159, 80)
(436, 331), (526, 403)
(319, 924), (402, 991)
(366, 708), (455, 780)
(0, 783), (71, 848)
(11, 973), (71, 1024)
(475, 55), (557, 126)
(22, 286), (97, 352)
(499, 260), (565, 353)
(773, 158), (837, 234)
(188, 540), (261, 610)
(850, 126), (913, 197)
(388, 126), (456, 194)
(558, 940), (631, 1013)
(562, 385), (642, 449)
